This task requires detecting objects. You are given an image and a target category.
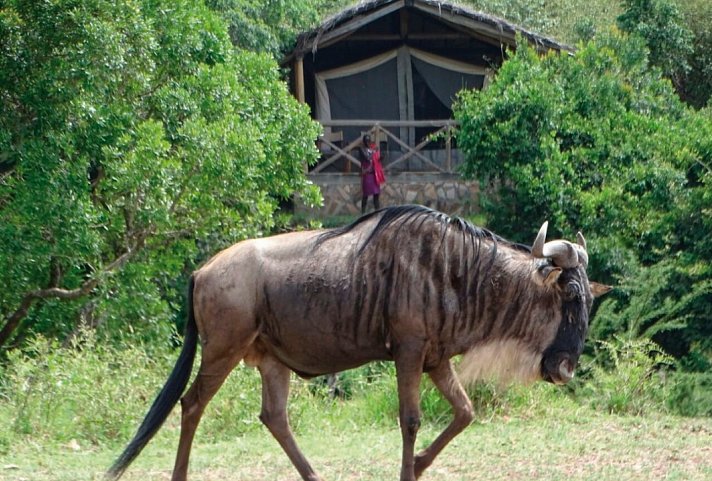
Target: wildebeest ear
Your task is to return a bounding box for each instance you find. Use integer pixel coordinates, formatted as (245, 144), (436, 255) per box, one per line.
(590, 282), (613, 298)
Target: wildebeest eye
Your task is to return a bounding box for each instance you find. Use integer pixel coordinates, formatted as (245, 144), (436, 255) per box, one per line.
(535, 261), (563, 288)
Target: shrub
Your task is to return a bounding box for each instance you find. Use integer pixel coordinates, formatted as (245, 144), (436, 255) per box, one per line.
(665, 371), (712, 417)
(576, 337), (673, 415)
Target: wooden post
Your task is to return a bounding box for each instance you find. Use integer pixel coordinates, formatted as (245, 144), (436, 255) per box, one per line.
(445, 127), (452, 173)
(400, 8), (409, 40)
(294, 56), (306, 173)
(346, 136), (352, 173)
(294, 56), (305, 104)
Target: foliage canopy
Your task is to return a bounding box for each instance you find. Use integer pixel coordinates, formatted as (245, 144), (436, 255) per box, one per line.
(0, 0), (321, 349)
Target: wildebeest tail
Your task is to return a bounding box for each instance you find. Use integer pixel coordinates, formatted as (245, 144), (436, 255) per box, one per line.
(106, 275), (199, 480)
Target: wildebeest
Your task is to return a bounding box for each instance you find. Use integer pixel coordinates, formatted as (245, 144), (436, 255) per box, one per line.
(108, 205), (611, 481)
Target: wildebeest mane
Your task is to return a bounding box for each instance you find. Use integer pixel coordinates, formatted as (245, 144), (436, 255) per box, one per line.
(315, 205), (529, 258)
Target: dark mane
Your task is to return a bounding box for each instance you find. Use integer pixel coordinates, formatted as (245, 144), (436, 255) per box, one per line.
(315, 204), (530, 255)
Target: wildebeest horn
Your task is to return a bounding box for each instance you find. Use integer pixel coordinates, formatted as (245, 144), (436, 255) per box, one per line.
(576, 232), (589, 268)
(531, 221), (549, 259)
(576, 231), (587, 250)
(532, 222), (588, 268)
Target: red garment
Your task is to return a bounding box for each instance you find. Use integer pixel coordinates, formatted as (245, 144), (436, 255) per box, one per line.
(359, 144), (381, 196)
(373, 155), (386, 186)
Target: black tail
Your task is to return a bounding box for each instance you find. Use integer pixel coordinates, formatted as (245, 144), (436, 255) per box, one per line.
(106, 275), (199, 480)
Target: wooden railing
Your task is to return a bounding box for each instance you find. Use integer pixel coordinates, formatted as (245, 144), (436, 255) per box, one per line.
(313, 119), (459, 174)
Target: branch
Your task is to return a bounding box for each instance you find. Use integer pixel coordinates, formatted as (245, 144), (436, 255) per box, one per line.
(694, 157), (712, 174)
(0, 247), (139, 349)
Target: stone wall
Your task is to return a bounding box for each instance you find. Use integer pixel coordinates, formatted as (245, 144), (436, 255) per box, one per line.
(296, 173), (480, 217)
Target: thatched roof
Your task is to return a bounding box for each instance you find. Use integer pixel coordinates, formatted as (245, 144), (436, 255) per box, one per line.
(286, 0), (571, 61)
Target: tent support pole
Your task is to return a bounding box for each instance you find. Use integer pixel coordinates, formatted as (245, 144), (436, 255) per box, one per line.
(294, 56), (307, 174)
(294, 56), (305, 104)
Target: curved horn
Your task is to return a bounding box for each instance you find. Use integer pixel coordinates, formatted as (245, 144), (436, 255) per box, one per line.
(541, 240), (580, 269)
(576, 231), (587, 250)
(576, 232), (589, 268)
(531, 221), (548, 258)
(532, 222), (588, 268)
(576, 246), (589, 268)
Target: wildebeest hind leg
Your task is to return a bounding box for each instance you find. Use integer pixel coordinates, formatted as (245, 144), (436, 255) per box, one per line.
(171, 349), (246, 481)
(414, 361), (474, 479)
(258, 353), (324, 481)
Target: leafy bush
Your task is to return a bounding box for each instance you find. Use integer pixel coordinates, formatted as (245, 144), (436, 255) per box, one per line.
(592, 259), (712, 369)
(617, 0), (694, 88)
(678, 0), (712, 108)
(462, 0), (622, 45)
(666, 371), (712, 417)
(576, 337), (673, 415)
(206, 0), (337, 58)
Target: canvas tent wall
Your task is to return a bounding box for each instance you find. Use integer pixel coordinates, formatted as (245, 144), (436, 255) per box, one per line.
(285, 0), (571, 117)
(315, 46), (488, 146)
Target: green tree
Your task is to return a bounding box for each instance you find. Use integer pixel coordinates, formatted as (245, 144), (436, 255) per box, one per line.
(678, 0), (712, 108)
(206, 0), (342, 58)
(462, 0), (709, 109)
(460, 0), (622, 45)
(0, 0), (321, 349)
(617, 0), (694, 94)
(454, 32), (712, 368)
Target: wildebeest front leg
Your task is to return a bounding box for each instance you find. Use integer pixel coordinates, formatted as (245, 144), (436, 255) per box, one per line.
(414, 360), (474, 479)
(258, 353), (324, 481)
(395, 342), (426, 481)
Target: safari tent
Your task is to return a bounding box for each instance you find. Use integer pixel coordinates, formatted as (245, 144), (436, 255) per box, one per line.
(283, 0), (569, 215)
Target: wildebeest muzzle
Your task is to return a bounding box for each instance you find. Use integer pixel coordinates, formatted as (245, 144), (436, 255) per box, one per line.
(541, 351), (578, 385)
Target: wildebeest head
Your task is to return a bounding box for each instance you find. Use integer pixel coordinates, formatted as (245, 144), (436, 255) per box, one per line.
(531, 222), (611, 385)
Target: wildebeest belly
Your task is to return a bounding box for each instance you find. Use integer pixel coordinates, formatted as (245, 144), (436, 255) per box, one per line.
(261, 331), (391, 377)
(259, 298), (391, 377)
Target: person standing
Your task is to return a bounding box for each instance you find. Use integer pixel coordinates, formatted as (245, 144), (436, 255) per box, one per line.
(357, 134), (381, 214)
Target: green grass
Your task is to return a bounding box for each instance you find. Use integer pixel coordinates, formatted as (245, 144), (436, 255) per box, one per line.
(1, 406), (710, 481)
(1, 333), (710, 480)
